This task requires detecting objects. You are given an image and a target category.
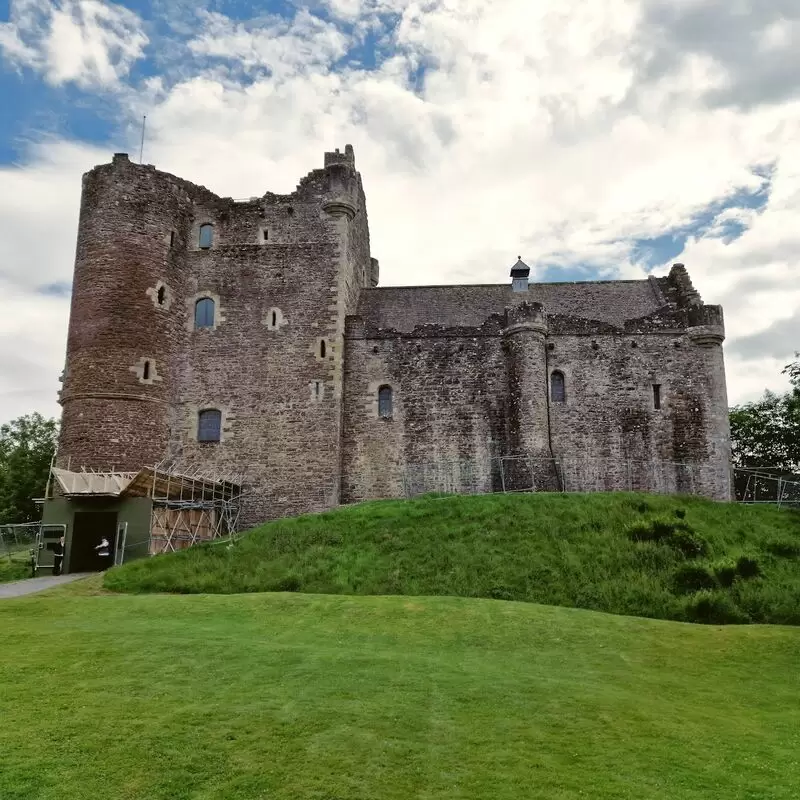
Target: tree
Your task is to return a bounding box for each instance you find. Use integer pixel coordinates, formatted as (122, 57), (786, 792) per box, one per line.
(0, 414), (59, 524)
(729, 353), (800, 474)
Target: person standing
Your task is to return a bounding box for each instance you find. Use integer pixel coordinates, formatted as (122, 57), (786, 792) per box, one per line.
(53, 536), (65, 576)
(95, 536), (112, 569)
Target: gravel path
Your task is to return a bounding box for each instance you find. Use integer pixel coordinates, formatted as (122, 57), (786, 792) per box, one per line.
(0, 573), (93, 599)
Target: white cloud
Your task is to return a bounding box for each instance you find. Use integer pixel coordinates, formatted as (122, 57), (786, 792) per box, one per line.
(2, 0), (800, 424)
(0, 0), (148, 88)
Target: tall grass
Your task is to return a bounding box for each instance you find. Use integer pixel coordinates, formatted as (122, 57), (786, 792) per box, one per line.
(104, 492), (800, 624)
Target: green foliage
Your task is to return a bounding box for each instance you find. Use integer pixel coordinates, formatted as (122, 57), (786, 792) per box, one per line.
(105, 492), (800, 626)
(765, 539), (800, 558)
(683, 590), (751, 625)
(711, 559), (738, 588)
(625, 516), (708, 557)
(2, 589), (800, 799)
(673, 564), (716, 594)
(0, 414), (58, 524)
(729, 352), (800, 473)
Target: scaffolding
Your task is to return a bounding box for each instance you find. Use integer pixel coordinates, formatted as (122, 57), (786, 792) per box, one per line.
(143, 458), (249, 556)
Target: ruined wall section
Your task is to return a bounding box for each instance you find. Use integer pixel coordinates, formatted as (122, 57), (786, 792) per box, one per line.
(58, 153), (202, 471)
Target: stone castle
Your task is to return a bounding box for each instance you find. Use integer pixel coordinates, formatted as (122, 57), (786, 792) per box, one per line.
(54, 145), (732, 533)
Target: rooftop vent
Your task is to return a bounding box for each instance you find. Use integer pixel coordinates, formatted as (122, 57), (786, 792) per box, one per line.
(510, 257), (530, 293)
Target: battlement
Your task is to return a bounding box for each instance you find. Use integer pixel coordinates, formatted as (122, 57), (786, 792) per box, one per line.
(324, 144), (355, 168)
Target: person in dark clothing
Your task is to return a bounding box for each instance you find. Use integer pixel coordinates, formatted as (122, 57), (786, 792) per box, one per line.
(95, 536), (112, 569)
(53, 536), (65, 576)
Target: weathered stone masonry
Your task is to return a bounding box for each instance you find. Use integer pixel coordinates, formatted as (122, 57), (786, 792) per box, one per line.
(57, 147), (732, 527)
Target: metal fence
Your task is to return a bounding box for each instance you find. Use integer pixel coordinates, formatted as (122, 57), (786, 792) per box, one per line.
(399, 455), (704, 499)
(0, 522), (39, 571)
(733, 468), (800, 507)
(397, 454), (800, 507)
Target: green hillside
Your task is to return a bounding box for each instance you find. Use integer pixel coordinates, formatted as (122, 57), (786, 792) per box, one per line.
(1, 583), (799, 800)
(105, 492), (800, 625)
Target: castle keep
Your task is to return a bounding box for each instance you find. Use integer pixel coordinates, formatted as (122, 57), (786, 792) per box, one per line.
(42, 145), (732, 572)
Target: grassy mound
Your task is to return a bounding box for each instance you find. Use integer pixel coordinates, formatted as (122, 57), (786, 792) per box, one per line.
(1, 586), (799, 799)
(104, 492), (800, 625)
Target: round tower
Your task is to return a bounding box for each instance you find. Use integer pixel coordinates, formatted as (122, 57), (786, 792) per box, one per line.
(502, 300), (557, 489)
(58, 153), (191, 472)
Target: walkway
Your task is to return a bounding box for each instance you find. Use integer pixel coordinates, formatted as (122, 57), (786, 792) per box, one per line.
(0, 573), (93, 599)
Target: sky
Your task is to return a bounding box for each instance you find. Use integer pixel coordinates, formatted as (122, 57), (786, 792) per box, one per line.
(0, 0), (798, 424)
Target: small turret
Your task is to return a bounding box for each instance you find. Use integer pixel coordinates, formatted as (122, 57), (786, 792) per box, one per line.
(510, 257), (530, 293)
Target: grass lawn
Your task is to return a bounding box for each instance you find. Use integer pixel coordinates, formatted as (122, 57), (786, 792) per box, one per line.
(1, 580), (799, 800)
(106, 492), (800, 625)
(0, 556), (31, 583)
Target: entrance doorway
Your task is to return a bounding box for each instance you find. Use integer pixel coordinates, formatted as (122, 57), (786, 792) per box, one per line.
(69, 512), (118, 573)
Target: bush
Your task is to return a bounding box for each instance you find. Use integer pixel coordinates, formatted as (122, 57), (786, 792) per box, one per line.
(712, 560), (738, 588)
(765, 539), (800, 558)
(486, 585), (515, 601)
(670, 529), (708, 558)
(270, 574), (301, 592)
(684, 591), (750, 625)
(674, 508), (687, 519)
(736, 556), (761, 580)
(626, 518), (707, 557)
(673, 564), (716, 594)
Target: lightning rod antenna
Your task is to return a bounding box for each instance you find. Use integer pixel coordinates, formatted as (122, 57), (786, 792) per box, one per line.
(139, 115), (147, 164)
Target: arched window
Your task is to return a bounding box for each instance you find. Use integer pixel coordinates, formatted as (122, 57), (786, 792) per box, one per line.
(199, 224), (214, 249)
(550, 371), (566, 403)
(198, 409), (222, 442)
(320, 339), (327, 358)
(378, 385), (393, 418)
(142, 360), (151, 380)
(195, 297), (215, 329)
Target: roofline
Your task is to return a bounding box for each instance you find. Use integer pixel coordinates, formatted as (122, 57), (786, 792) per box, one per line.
(363, 279), (654, 290)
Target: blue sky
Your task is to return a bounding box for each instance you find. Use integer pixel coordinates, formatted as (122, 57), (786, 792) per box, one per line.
(0, 0), (799, 420)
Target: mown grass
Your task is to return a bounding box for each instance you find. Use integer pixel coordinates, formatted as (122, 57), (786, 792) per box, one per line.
(1, 587), (799, 800)
(105, 492), (800, 625)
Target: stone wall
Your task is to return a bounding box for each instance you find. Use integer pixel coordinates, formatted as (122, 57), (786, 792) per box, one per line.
(57, 147), (732, 529)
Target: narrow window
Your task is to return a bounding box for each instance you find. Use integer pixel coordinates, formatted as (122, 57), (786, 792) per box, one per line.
(262, 229), (269, 241)
(199, 224), (214, 249)
(320, 340), (327, 358)
(169, 231), (175, 248)
(157, 286), (166, 305)
(314, 381), (322, 399)
(272, 311), (277, 327)
(378, 385), (393, 418)
(550, 371), (566, 403)
(143, 360), (151, 380)
(653, 384), (662, 410)
(198, 409), (222, 443)
(195, 297), (215, 329)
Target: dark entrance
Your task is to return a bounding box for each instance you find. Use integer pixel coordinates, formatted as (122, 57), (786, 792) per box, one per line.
(69, 512), (118, 573)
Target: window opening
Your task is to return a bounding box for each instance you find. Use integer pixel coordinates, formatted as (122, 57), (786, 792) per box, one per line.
(169, 231), (175, 248)
(198, 409), (222, 442)
(378, 385), (393, 418)
(314, 381), (322, 399)
(143, 361), (151, 380)
(157, 286), (166, 305)
(199, 224), (214, 249)
(320, 340), (327, 359)
(263, 229), (269, 241)
(272, 311), (277, 327)
(550, 371), (566, 403)
(195, 297), (215, 329)
(653, 384), (662, 410)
